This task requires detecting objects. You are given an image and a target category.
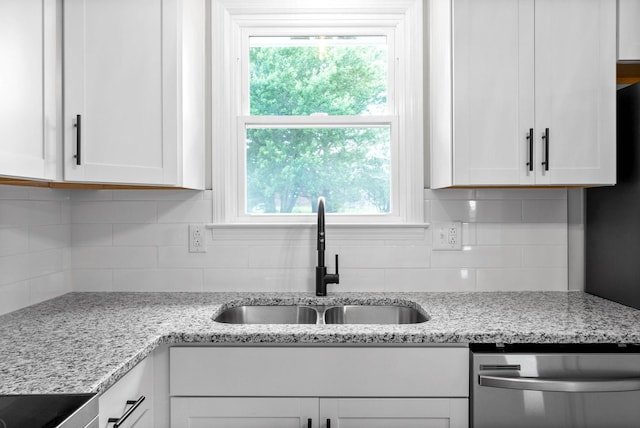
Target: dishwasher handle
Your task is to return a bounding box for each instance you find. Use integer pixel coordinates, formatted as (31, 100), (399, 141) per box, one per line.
(479, 374), (640, 393)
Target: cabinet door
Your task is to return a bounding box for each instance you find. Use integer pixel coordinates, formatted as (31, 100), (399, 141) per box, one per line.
(452, 0), (535, 185)
(64, 0), (178, 185)
(99, 357), (154, 428)
(534, 0), (616, 185)
(618, 0), (640, 61)
(170, 397), (318, 428)
(320, 398), (468, 428)
(0, 0), (56, 180)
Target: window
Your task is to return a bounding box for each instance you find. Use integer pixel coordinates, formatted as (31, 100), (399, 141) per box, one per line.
(212, 0), (423, 225)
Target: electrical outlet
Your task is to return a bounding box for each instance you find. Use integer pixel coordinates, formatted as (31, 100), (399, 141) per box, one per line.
(189, 224), (207, 253)
(432, 222), (462, 250)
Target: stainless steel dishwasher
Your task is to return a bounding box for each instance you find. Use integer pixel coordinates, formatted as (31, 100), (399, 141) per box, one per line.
(471, 344), (640, 428)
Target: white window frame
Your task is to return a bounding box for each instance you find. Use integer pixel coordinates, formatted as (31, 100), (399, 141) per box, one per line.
(211, 0), (423, 225)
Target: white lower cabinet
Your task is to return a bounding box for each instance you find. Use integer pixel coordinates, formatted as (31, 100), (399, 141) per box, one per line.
(172, 397), (467, 428)
(169, 347), (469, 428)
(99, 355), (154, 428)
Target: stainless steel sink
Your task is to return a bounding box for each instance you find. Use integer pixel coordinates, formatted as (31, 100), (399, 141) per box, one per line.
(214, 304), (428, 325)
(214, 305), (318, 324)
(323, 305), (428, 324)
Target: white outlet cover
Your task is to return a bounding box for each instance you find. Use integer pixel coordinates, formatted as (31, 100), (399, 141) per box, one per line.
(189, 224), (207, 253)
(432, 222), (462, 251)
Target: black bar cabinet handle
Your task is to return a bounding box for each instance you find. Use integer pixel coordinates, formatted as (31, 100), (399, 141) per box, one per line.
(74, 114), (82, 165)
(327, 419), (331, 428)
(526, 128), (533, 172)
(108, 395), (145, 428)
(308, 418), (312, 428)
(541, 127), (549, 171)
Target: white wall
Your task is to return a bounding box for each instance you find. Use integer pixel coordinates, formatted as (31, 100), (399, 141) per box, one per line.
(69, 187), (568, 294)
(0, 185), (71, 315)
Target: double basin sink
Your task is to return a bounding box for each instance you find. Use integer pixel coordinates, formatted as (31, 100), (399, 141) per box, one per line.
(214, 304), (428, 325)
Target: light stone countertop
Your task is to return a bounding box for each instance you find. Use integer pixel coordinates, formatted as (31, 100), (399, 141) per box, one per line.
(1, 291), (639, 395)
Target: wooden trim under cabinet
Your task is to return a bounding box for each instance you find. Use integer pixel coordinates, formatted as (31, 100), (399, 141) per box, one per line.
(618, 63), (640, 85)
(0, 178), (191, 190)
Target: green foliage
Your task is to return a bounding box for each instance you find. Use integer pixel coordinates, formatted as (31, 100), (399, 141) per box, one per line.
(247, 42), (390, 213)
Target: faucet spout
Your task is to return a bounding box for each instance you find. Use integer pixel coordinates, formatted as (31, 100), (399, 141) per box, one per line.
(316, 197), (339, 296)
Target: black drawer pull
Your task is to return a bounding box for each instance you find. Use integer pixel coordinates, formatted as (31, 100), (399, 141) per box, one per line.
(541, 127), (549, 171)
(108, 395), (145, 428)
(74, 114), (81, 165)
(526, 128), (533, 171)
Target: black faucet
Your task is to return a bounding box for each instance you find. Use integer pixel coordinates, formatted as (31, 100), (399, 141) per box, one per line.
(316, 197), (339, 296)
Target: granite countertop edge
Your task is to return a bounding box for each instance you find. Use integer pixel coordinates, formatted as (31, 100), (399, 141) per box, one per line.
(1, 291), (640, 395)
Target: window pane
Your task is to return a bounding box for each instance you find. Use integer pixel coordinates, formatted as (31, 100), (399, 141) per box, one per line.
(246, 127), (391, 214)
(249, 36), (387, 116)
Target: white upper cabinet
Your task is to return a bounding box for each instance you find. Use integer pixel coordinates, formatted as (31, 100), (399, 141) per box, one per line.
(430, 0), (616, 188)
(618, 0), (640, 60)
(0, 0), (57, 181)
(63, 0), (204, 188)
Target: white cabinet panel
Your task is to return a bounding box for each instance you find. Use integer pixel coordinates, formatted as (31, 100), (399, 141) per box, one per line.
(321, 398), (468, 428)
(618, 0), (640, 60)
(452, 0), (535, 186)
(64, 0), (204, 188)
(170, 346), (469, 397)
(534, 0), (616, 185)
(171, 397), (318, 428)
(430, 0), (616, 188)
(171, 397), (469, 428)
(99, 357), (154, 428)
(0, 0), (56, 180)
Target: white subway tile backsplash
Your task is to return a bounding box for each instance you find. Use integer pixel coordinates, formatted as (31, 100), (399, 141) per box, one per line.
(71, 224), (113, 247)
(248, 245), (315, 268)
(476, 268), (567, 291)
(113, 189), (208, 201)
(28, 201), (64, 226)
(339, 245), (430, 269)
(29, 272), (70, 305)
(70, 190), (114, 201)
(29, 225), (70, 251)
(522, 199), (568, 223)
(113, 269), (203, 292)
(203, 268), (310, 292)
(113, 223), (186, 246)
(27, 187), (70, 202)
(157, 199), (213, 223)
(424, 189), (476, 200)
(0, 282), (30, 315)
(477, 223), (567, 245)
(28, 249), (64, 278)
(71, 201), (157, 224)
(72, 246), (157, 269)
(0, 227), (29, 256)
(0, 184), (573, 313)
(338, 269), (386, 292)
(476, 188), (567, 200)
(431, 246), (522, 268)
(385, 268), (476, 291)
(0, 253), (31, 286)
(0, 201), (31, 227)
(159, 245), (249, 268)
(522, 245), (568, 268)
(71, 269), (114, 291)
(0, 186), (30, 200)
(431, 199), (523, 223)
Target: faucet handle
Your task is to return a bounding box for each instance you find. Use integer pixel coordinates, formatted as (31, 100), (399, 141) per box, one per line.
(334, 254), (339, 276)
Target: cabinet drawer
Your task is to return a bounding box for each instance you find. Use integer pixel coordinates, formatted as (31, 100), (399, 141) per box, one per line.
(170, 347), (469, 397)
